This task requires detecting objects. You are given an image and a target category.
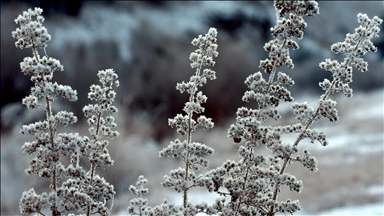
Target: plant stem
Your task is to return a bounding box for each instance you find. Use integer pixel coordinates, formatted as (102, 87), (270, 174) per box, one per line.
(264, 39), (287, 96)
(183, 110), (192, 215)
(87, 112), (102, 216)
(46, 95), (59, 216)
(33, 44), (59, 216)
(268, 35), (363, 215)
(234, 154), (252, 216)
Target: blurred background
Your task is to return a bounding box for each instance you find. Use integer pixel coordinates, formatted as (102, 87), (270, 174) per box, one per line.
(1, 1), (383, 215)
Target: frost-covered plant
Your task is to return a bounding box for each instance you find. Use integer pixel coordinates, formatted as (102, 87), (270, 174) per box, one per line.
(126, 1), (382, 216)
(13, 3), (382, 216)
(203, 1), (382, 216)
(82, 68), (119, 216)
(158, 27), (218, 215)
(128, 28), (219, 216)
(207, 1), (319, 215)
(204, 1), (320, 215)
(127, 175), (152, 215)
(13, 8), (119, 216)
(61, 68), (119, 216)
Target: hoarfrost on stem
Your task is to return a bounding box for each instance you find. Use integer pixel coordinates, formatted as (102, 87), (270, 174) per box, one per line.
(14, 7), (120, 216)
(159, 27), (219, 215)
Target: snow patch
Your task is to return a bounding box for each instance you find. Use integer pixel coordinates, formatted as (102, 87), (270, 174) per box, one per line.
(316, 202), (384, 215)
(366, 184), (384, 196)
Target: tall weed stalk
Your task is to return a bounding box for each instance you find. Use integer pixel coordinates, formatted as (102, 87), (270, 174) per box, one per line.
(13, 7), (119, 216)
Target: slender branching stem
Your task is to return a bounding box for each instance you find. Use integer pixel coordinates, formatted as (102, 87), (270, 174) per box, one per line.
(264, 39), (287, 96)
(33, 43), (59, 216)
(87, 112), (102, 216)
(268, 33), (366, 216)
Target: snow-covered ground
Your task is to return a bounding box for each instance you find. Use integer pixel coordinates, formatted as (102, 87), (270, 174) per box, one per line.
(306, 202), (383, 216)
(117, 203), (384, 216)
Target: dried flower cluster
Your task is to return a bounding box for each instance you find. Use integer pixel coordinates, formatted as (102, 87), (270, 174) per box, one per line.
(14, 8), (119, 216)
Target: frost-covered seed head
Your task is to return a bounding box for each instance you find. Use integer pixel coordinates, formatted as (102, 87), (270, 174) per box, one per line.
(12, 7), (51, 49)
